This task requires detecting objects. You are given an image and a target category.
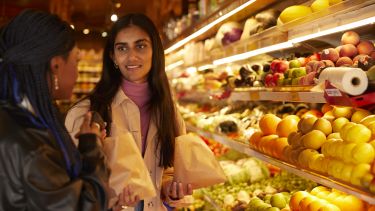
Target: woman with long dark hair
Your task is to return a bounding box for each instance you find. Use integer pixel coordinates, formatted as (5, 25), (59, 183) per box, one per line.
(0, 10), (109, 210)
(66, 13), (192, 211)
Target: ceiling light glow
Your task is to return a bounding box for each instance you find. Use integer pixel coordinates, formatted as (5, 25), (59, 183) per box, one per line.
(83, 28), (90, 34)
(111, 14), (118, 22)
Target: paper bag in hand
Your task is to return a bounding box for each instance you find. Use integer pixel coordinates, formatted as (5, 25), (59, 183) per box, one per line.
(103, 131), (156, 200)
(173, 133), (227, 190)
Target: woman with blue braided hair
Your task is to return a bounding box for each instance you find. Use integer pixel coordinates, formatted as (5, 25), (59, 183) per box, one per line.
(0, 9), (109, 210)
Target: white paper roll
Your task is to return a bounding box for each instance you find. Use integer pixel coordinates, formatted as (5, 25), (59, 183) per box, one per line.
(318, 67), (368, 95)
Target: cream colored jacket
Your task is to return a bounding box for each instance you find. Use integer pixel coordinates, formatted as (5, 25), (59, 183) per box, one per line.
(65, 89), (187, 211)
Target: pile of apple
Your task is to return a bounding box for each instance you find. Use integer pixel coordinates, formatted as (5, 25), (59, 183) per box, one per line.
(290, 186), (366, 211)
(320, 31), (375, 68)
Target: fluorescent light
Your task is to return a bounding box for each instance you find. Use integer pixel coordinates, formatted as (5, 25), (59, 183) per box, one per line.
(186, 67), (197, 75)
(213, 41), (294, 65)
(290, 16), (375, 44)
(166, 60), (184, 71)
(198, 64), (215, 71)
(111, 14), (118, 22)
(164, 0), (257, 54)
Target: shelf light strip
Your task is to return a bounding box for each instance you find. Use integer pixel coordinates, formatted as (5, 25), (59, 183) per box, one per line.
(289, 16), (375, 44)
(213, 41), (294, 65)
(164, 0), (257, 55)
(166, 60), (184, 71)
(213, 16), (375, 65)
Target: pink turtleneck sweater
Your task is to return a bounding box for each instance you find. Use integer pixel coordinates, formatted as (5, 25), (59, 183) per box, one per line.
(121, 79), (151, 156)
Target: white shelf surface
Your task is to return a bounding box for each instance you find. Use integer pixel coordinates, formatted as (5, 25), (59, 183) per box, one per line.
(186, 123), (375, 204)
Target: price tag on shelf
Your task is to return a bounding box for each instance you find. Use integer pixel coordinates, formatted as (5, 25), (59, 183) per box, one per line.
(290, 92), (300, 101)
(249, 91), (260, 100)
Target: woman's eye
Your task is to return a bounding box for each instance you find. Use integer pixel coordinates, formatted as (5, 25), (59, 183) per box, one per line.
(137, 44), (146, 49)
(117, 46), (128, 51)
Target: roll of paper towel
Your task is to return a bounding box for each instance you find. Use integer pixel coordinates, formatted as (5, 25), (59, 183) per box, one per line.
(318, 67), (368, 95)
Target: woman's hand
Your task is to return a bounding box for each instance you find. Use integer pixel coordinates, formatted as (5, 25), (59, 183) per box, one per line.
(74, 112), (106, 140)
(113, 185), (140, 210)
(165, 181), (193, 200)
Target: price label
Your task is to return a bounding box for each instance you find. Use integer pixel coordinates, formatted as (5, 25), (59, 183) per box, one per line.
(326, 88), (342, 97)
(290, 92), (300, 101)
(250, 91), (260, 100)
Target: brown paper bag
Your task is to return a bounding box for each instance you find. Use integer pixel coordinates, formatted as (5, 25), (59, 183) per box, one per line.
(173, 133), (227, 190)
(103, 130), (156, 203)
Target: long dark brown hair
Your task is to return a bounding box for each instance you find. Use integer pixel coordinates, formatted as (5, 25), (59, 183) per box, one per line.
(88, 13), (179, 168)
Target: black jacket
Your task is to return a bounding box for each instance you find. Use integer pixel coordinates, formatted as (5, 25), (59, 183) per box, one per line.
(0, 103), (109, 211)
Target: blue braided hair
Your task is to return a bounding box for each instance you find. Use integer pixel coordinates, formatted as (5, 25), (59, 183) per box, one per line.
(0, 9), (81, 178)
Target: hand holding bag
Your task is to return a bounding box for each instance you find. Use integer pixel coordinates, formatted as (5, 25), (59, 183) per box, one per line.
(173, 133), (227, 190)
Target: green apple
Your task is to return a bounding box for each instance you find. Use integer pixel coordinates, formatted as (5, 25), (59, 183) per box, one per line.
(289, 59), (301, 68)
(291, 67), (307, 78)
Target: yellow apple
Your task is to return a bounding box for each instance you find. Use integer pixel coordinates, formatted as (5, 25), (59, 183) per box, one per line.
(318, 204), (340, 211)
(359, 114), (375, 126)
(351, 108), (372, 123)
(342, 143), (357, 163)
(310, 186), (330, 195)
(366, 121), (375, 139)
(332, 106), (353, 119)
(308, 153), (324, 171)
(302, 130), (326, 150)
(343, 123), (371, 143)
(341, 195), (366, 211)
(322, 110), (335, 122)
(298, 116), (318, 134)
(332, 117), (349, 133)
(351, 143), (375, 164)
(298, 148), (319, 168)
(361, 172), (374, 188)
(307, 199), (327, 211)
(339, 122), (356, 141)
(289, 191), (309, 210)
(340, 164), (354, 182)
(327, 132), (341, 139)
(312, 118), (332, 135)
(350, 163), (371, 186)
(299, 195), (317, 211)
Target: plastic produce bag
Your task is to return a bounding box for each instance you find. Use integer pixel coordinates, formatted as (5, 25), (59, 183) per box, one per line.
(173, 133), (227, 190)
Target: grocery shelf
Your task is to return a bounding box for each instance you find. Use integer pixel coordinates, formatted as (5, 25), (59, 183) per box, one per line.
(229, 89), (326, 103)
(178, 88), (326, 103)
(166, 0), (375, 67)
(186, 123), (375, 204)
(164, 0), (278, 54)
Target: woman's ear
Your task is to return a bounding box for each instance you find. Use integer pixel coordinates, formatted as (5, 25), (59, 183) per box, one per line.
(50, 56), (62, 74)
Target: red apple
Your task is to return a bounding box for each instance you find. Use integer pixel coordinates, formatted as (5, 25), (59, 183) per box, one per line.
(321, 48), (339, 62)
(339, 44), (358, 58)
(336, 56), (353, 67)
(357, 40), (375, 55)
(341, 31), (360, 45)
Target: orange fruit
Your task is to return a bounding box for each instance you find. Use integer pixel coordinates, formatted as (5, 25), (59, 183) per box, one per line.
(276, 117), (299, 137)
(259, 114), (281, 135)
(249, 131), (263, 149)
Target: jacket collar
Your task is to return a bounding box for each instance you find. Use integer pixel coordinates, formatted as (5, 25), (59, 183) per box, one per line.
(112, 88), (131, 108)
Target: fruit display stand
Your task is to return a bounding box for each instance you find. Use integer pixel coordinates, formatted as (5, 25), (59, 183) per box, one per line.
(187, 123), (375, 204)
(165, 0), (375, 209)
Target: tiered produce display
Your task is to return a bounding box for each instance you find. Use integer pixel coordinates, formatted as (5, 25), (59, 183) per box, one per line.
(166, 0), (375, 210)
